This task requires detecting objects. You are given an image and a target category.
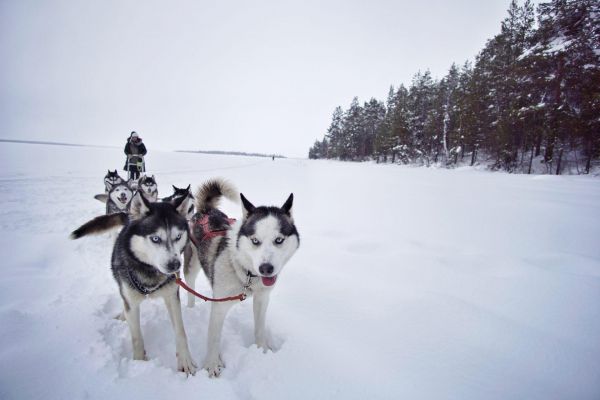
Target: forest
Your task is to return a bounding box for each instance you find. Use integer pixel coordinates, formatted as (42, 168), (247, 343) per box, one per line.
(308, 0), (599, 174)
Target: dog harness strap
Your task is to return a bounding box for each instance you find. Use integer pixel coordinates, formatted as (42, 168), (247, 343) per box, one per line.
(188, 215), (238, 246)
(202, 229), (228, 240)
(175, 273), (248, 302)
(188, 221), (200, 247)
(183, 213), (248, 301)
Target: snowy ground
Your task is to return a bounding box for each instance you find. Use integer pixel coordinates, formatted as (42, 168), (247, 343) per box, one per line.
(1, 141), (599, 400)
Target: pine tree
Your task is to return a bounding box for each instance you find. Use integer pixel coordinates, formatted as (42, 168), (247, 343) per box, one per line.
(532, 0), (600, 173)
(363, 98), (386, 160)
(408, 71), (437, 165)
(308, 140), (321, 159)
(374, 86), (397, 162)
(308, 0), (599, 174)
(438, 63), (461, 164)
(325, 107), (345, 159)
(343, 97), (365, 160)
(389, 85), (412, 163)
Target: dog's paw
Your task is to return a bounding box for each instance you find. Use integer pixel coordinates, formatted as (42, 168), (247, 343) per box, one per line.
(203, 356), (225, 378)
(256, 340), (273, 353)
(177, 352), (197, 376)
(133, 349), (148, 361)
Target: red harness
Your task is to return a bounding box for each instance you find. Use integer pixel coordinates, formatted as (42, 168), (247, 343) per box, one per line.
(180, 213), (247, 302)
(188, 214), (237, 247)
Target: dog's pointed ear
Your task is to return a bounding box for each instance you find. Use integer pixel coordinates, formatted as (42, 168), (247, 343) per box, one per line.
(281, 193), (293, 216)
(130, 191), (152, 219)
(172, 185), (177, 191)
(113, 169), (118, 174)
(94, 193), (109, 204)
(107, 169), (110, 174)
(240, 193), (255, 219)
(170, 193), (189, 218)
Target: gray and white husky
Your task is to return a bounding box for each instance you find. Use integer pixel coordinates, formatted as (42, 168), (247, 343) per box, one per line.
(104, 170), (124, 193)
(184, 179), (300, 377)
(70, 192), (197, 375)
(138, 175), (158, 202)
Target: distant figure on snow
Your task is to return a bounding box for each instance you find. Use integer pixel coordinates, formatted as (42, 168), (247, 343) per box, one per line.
(123, 131), (147, 180)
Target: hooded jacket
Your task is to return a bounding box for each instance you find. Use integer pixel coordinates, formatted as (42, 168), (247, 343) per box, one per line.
(124, 134), (147, 171)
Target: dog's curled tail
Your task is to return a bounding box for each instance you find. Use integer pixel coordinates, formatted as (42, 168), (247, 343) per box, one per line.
(70, 213), (128, 240)
(195, 178), (239, 213)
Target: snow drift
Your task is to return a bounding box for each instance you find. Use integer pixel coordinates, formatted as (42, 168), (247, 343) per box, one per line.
(0, 141), (599, 399)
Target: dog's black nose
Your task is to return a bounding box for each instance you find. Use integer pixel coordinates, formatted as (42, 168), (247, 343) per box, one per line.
(259, 263), (274, 275)
(167, 259), (181, 271)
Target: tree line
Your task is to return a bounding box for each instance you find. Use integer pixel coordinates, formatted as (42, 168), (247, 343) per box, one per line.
(308, 0), (599, 174)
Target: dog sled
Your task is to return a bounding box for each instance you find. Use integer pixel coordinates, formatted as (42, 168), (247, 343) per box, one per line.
(126, 154), (145, 179)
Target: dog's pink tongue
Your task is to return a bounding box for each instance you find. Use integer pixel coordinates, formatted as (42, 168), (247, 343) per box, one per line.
(261, 275), (277, 286)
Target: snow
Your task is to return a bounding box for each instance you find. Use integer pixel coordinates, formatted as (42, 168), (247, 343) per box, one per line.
(517, 46), (535, 61)
(1, 141), (600, 399)
(545, 36), (570, 54)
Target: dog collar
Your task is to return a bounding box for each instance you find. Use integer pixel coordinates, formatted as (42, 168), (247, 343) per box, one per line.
(242, 270), (254, 293)
(126, 268), (174, 295)
(244, 269), (258, 279)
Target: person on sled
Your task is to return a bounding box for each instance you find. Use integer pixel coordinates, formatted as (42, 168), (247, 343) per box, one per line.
(123, 131), (147, 181)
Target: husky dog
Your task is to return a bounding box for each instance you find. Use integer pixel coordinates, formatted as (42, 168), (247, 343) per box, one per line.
(94, 178), (135, 206)
(102, 181), (134, 214)
(162, 185), (195, 220)
(138, 175), (158, 202)
(163, 185), (196, 287)
(184, 179), (300, 377)
(128, 177), (140, 191)
(70, 193), (197, 375)
(104, 170), (124, 193)
(161, 184), (192, 203)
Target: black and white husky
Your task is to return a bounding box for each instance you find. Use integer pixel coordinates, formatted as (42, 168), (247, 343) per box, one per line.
(70, 193), (197, 375)
(104, 170), (124, 193)
(138, 175), (158, 202)
(162, 184), (195, 220)
(184, 179), (300, 377)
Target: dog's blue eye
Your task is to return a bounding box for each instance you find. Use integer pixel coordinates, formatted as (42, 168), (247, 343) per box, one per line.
(150, 236), (162, 243)
(174, 233), (182, 241)
(251, 238), (260, 246)
(274, 237), (285, 245)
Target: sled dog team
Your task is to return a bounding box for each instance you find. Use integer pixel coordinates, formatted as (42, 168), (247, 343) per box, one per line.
(72, 170), (300, 377)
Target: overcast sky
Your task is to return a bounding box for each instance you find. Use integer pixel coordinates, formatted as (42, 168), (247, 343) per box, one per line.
(1, 0), (526, 157)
